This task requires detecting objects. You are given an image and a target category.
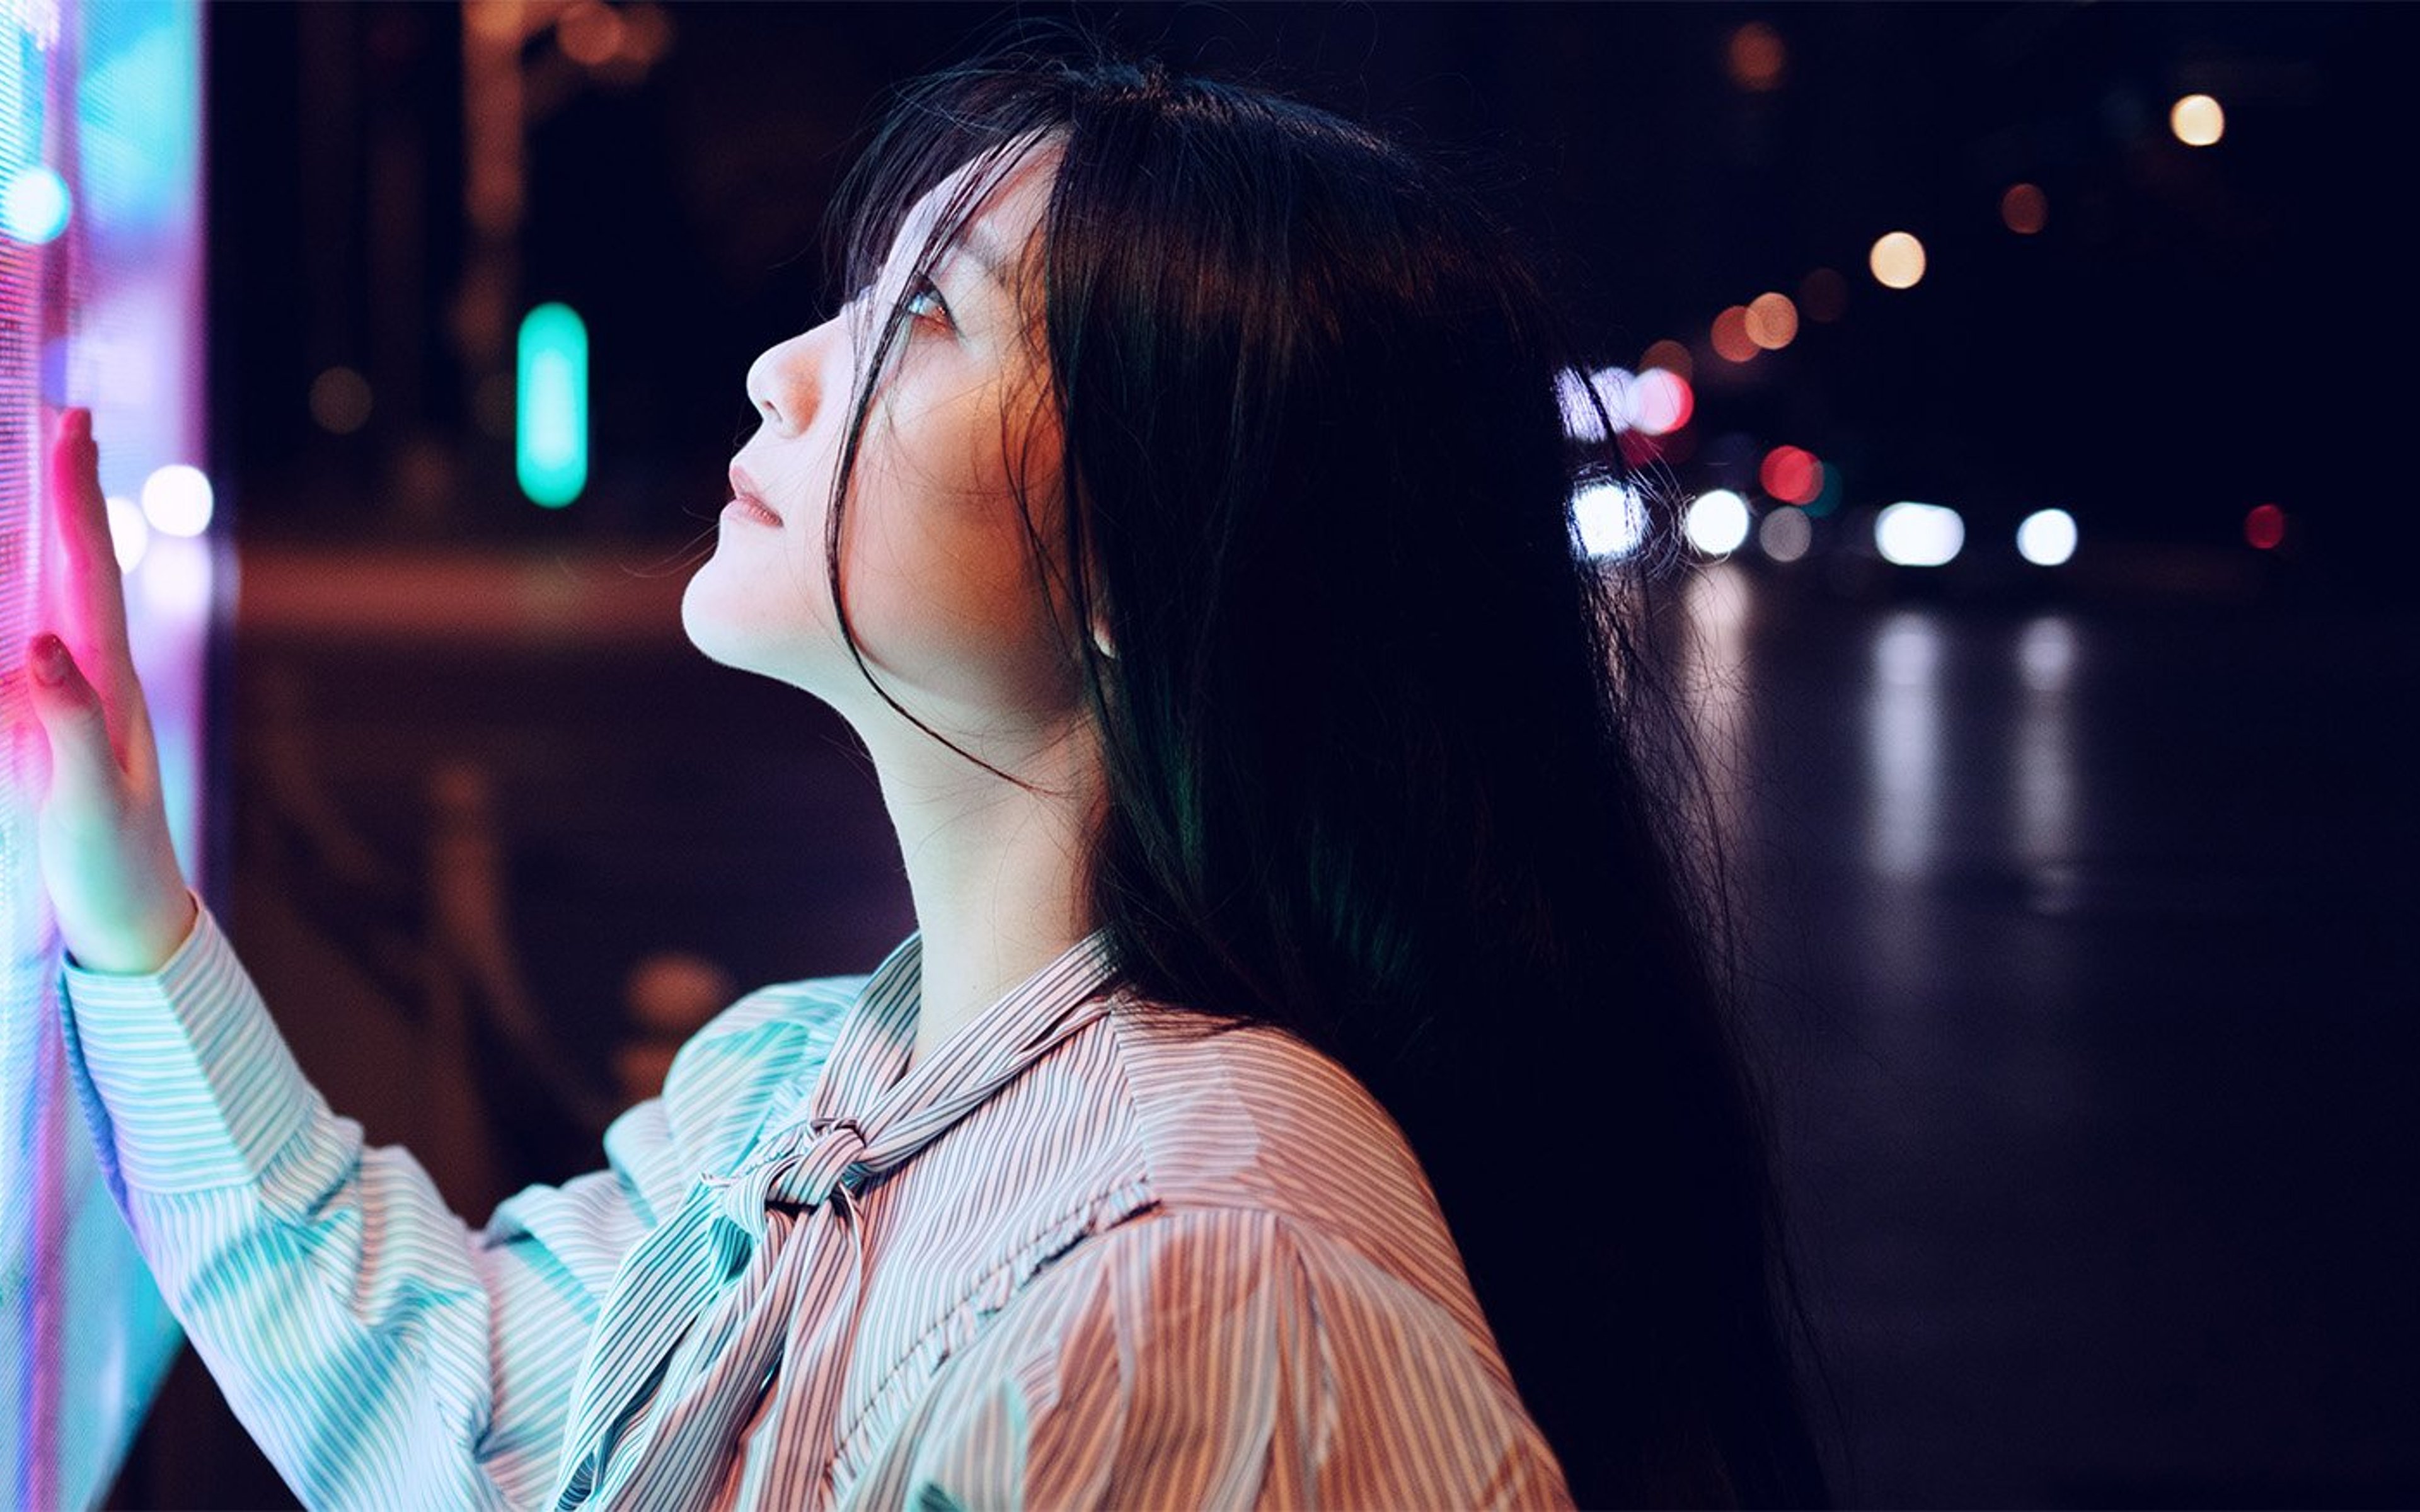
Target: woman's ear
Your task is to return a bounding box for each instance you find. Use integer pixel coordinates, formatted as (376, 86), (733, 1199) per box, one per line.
(1089, 618), (1116, 660)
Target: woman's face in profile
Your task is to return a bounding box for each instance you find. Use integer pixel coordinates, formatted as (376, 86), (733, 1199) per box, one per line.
(684, 137), (1077, 745)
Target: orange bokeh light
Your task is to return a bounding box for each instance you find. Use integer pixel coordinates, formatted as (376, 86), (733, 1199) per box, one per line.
(1745, 292), (1799, 350)
(2001, 183), (2048, 235)
(1726, 23), (1785, 91)
(1639, 338), (1693, 382)
(1710, 306), (1758, 364)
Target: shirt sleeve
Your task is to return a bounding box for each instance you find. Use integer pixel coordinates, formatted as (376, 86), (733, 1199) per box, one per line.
(889, 1205), (1576, 1511)
(56, 887), (843, 1511)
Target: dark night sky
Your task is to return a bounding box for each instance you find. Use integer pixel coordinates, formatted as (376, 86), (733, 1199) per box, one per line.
(204, 3), (2415, 580)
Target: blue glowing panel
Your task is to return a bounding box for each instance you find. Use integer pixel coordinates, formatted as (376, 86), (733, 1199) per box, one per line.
(0, 2), (208, 1506)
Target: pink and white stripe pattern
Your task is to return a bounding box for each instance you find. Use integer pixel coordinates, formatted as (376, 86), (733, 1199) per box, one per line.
(60, 890), (1573, 1508)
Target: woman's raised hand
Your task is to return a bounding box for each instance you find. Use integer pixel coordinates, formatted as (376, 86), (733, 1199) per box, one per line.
(11, 406), (199, 975)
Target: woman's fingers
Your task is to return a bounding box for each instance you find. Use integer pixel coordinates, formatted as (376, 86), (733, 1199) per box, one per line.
(43, 407), (133, 687)
(38, 406), (159, 782)
(23, 627), (195, 975)
(20, 408), (195, 974)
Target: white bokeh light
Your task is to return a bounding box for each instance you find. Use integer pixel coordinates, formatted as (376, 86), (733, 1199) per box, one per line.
(2170, 93), (2225, 147)
(1875, 501), (1964, 567)
(106, 495), (149, 571)
(1627, 367), (1692, 436)
(1557, 364), (1690, 440)
(2015, 507), (2078, 566)
(140, 463), (214, 537)
(1758, 505), (1812, 563)
(1570, 479), (1649, 560)
(1, 164), (71, 243)
(1684, 488), (1751, 557)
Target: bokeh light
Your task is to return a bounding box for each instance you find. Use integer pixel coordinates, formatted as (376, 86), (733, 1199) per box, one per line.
(1726, 22), (1785, 91)
(1685, 489), (1752, 557)
(622, 4), (675, 66)
(1758, 505), (1812, 563)
(1869, 232), (1927, 290)
(140, 464), (215, 538)
(1745, 291), (1799, 350)
(1710, 306), (1758, 363)
(1875, 501), (1964, 566)
(2001, 183), (2048, 235)
(1572, 479), (1649, 560)
(1705, 431), (1760, 474)
(556, 0), (626, 66)
(2015, 507), (2078, 566)
(2244, 503), (2286, 550)
(1760, 444), (1823, 505)
(1800, 266), (1848, 323)
(309, 365), (373, 434)
(1806, 460), (1845, 517)
(106, 496), (148, 573)
(1639, 338), (1693, 382)
(2171, 93), (2225, 147)
(1559, 365), (1693, 439)
(1628, 367), (1694, 435)
(1, 164), (71, 243)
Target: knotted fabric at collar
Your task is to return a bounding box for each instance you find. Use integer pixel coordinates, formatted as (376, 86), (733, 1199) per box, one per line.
(547, 926), (1122, 1509)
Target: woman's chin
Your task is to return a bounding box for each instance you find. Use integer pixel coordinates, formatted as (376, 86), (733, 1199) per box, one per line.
(678, 569), (750, 667)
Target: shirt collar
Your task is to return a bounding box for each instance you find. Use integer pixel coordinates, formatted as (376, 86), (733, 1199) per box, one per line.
(800, 924), (1123, 1135)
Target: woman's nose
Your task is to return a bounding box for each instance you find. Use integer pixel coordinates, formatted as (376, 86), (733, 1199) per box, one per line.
(744, 328), (824, 435)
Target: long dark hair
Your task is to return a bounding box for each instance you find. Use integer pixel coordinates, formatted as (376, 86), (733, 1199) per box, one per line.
(808, 23), (1836, 1508)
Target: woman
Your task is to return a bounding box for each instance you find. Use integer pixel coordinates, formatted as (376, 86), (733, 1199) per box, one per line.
(18, 29), (1831, 1511)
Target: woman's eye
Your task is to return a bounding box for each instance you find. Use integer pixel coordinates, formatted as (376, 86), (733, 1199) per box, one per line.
(902, 274), (950, 328)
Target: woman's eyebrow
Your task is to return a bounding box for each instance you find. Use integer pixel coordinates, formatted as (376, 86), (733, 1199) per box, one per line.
(945, 222), (1017, 292)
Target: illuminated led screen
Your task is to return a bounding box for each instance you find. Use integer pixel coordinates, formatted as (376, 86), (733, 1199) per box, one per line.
(0, 1), (211, 1506)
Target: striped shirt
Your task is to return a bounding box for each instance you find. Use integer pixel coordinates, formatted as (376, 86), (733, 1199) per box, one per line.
(57, 889), (1574, 1509)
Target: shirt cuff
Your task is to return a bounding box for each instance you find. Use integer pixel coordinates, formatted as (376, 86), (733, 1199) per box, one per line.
(58, 888), (322, 1193)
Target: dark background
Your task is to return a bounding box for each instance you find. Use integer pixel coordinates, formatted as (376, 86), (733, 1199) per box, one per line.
(212, 1), (2411, 578)
(101, 4), (2420, 1507)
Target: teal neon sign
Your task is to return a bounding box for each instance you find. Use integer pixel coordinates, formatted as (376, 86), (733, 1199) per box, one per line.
(516, 302), (588, 507)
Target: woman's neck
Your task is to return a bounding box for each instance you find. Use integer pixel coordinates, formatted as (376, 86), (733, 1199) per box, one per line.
(860, 706), (1106, 1077)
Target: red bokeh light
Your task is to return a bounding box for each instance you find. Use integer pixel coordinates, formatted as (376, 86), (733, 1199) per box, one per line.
(1759, 445), (1822, 505)
(2244, 503), (2286, 551)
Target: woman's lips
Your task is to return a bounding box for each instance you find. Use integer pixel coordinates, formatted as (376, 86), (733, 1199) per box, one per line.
(728, 463), (783, 524)
(724, 496), (783, 526)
